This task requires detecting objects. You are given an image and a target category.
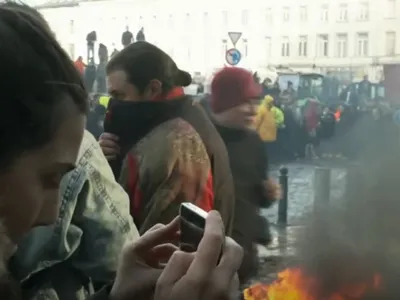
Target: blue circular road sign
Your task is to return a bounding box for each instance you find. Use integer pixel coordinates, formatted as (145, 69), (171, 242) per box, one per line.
(225, 48), (242, 66)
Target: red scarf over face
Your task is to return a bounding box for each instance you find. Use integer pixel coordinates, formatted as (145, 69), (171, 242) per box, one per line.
(151, 87), (185, 101)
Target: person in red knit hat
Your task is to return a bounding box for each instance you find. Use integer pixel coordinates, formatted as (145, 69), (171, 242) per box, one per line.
(210, 67), (281, 284)
(211, 67), (261, 128)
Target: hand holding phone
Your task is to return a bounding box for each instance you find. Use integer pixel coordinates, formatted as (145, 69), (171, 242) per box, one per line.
(179, 202), (208, 252)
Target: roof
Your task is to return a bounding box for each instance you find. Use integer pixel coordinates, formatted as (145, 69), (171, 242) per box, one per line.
(32, 0), (107, 9)
(300, 72), (324, 78)
(32, 0), (79, 9)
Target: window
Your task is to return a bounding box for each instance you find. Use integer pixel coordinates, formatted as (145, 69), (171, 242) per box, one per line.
(317, 34), (329, 57)
(386, 0), (396, 18)
(152, 16), (160, 31)
(242, 39), (248, 57)
(110, 17), (117, 33)
(261, 37), (272, 65)
(169, 47), (175, 58)
(356, 32), (369, 56)
(69, 20), (74, 34)
(222, 11), (228, 27)
(222, 39), (228, 52)
(185, 13), (191, 27)
(386, 31), (396, 55)
(298, 35), (308, 56)
(68, 43), (75, 59)
(358, 2), (369, 21)
(241, 10), (249, 26)
(336, 33), (348, 57)
(283, 7), (290, 22)
(338, 3), (348, 21)
(168, 15), (174, 30)
(183, 36), (190, 60)
(300, 6), (308, 22)
(203, 12), (209, 27)
(265, 8), (273, 24)
(265, 36), (272, 57)
(281, 37), (290, 56)
(221, 39), (228, 58)
(320, 4), (329, 22)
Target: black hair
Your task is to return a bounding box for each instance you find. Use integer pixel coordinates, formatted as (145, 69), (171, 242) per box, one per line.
(0, 1), (88, 169)
(107, 41), (191, 94)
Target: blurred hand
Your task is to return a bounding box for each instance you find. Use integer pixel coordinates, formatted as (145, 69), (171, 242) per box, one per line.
(109, 218), (180, 300)
(99, 132), (120, 160)
(264, 178), (281, 201)
(155, 211), (243, 300)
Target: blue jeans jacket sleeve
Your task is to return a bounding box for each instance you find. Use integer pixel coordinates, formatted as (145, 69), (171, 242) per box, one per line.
(68, 131), (139, 282)
(10, 130), (139, 294)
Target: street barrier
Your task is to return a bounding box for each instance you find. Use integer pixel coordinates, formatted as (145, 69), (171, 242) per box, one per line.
(277, 166), (289, 225)
(313, 167), (331, 212)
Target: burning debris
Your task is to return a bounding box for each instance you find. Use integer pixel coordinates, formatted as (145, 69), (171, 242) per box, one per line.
(244, 268), (381, 300)
(244, 138), (400, 300)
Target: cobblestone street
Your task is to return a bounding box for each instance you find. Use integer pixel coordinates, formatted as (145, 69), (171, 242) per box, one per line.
(250, 161), (350, 287)
(262, 161), (348, 225)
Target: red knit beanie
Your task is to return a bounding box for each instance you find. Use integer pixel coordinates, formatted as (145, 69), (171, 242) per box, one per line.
(210, 67), (261, 113)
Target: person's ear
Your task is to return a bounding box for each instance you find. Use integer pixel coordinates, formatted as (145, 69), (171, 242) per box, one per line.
(145, 79), (162, 100)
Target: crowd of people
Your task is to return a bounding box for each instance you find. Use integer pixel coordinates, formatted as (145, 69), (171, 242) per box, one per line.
(0, 2), (286, 300)
(2, 2), (393, 299)
(246, 72), (391, 162)
(74, 27), (147, 96)
(84, 39), (393, 166)
(198, 78), (336, 162)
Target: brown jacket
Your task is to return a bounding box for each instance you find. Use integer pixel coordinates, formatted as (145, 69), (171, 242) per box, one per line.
(214, 124), (276, 284)
(104, 96), (234, 235)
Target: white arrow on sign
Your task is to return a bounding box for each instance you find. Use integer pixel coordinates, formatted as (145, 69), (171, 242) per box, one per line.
(228, 32), (242, 47)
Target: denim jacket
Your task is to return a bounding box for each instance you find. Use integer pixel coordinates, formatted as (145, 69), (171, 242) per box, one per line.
(9, 130), (139, 300)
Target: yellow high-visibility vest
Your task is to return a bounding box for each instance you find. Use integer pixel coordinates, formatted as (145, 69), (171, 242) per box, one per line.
(99, 95), (110, 108)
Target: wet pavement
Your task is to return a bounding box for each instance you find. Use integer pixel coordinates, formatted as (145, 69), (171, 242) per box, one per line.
(261, 160), (348, 225)
(250, 160), (351, 286)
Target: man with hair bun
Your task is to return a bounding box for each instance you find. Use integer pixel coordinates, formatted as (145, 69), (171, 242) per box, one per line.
(99, 42), (235, 234)
(0, 3), (243, 300)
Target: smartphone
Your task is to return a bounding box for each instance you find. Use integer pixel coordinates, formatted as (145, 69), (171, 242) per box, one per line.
(179, 202), (208, 252)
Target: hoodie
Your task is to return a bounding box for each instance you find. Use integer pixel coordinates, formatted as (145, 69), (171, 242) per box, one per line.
(254, 96), (284, 142)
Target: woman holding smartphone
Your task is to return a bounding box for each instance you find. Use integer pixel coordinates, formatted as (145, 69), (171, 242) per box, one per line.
(0, 3), (242, 299)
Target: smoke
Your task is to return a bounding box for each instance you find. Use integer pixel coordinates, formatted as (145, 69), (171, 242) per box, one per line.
(323, 110), (395, 161)
(293, 123), (400, 299)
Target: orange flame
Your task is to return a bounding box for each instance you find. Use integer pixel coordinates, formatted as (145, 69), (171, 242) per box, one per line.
(243, 268), (382, 300)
